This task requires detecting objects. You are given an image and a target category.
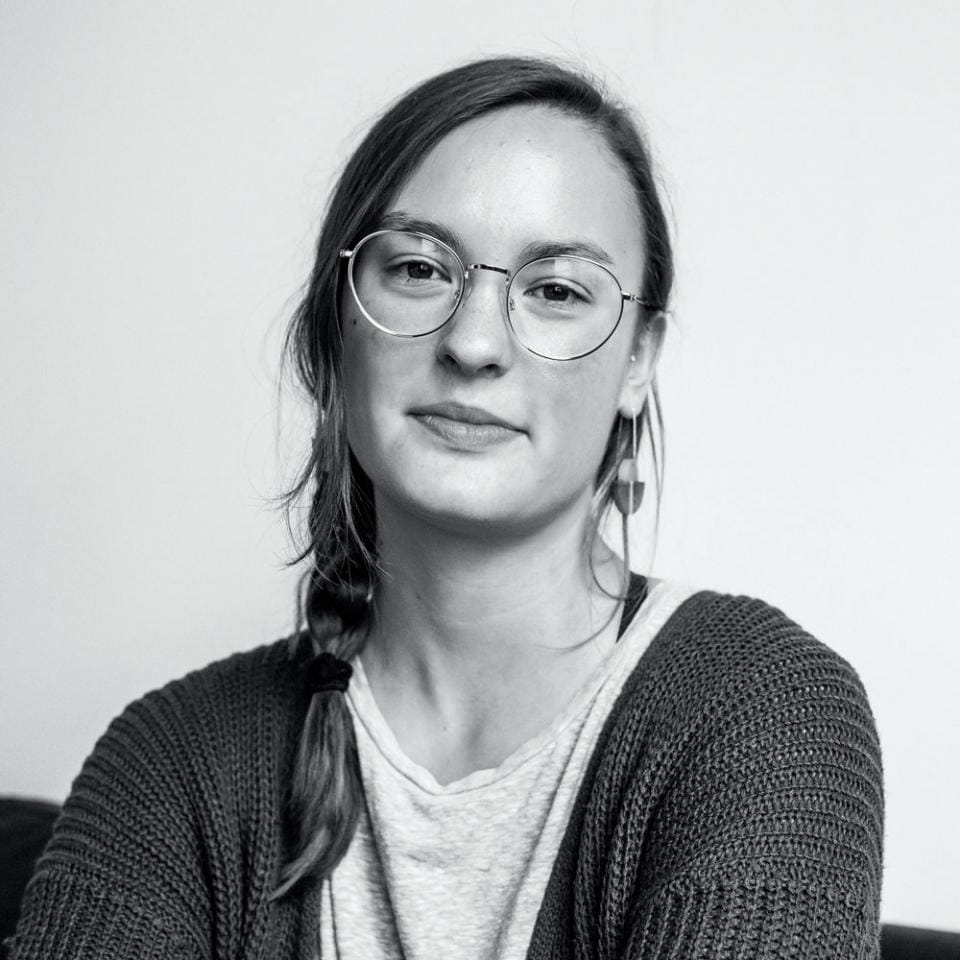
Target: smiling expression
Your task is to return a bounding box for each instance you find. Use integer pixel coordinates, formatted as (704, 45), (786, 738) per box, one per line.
(340, 105), (660, 538)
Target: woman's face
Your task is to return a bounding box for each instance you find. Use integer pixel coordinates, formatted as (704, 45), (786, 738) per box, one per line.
(341, 105), (662, 538)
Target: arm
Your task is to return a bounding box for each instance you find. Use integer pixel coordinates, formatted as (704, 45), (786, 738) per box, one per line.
(622, 602), (883, 958)
(6, 687), (213, 959)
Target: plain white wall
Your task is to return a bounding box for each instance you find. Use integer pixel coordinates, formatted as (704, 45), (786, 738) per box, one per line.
(2, 0), (957, 931)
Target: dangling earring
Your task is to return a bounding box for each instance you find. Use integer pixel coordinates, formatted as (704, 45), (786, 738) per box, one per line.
(613, 410), (644, 518)
(613, 388), (644, 574)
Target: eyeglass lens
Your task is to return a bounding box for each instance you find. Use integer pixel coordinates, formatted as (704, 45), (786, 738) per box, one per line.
(350, 231), (623, 360)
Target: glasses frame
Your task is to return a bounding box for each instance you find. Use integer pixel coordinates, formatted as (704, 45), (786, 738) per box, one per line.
(338, 229), (657, 362)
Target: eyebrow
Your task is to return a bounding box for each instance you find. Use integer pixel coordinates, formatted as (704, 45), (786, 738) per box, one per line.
(377, 213), (466, 254)
(377, 211), (616, 268)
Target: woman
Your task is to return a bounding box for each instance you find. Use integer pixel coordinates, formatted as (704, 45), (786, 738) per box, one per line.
(8, 56), (883, 959)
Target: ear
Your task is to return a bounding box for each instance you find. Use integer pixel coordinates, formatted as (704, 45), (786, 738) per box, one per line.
(618, 310), (667, 417)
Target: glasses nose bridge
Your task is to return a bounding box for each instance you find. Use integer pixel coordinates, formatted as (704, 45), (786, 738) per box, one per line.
(463, 261), (511, 297)
(456, 260), (513, 320)
(465, 261), (511, 280)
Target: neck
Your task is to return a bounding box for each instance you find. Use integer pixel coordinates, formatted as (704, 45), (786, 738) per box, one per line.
(364, 493), (626, 706)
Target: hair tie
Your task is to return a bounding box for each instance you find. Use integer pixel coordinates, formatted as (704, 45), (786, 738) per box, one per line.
(305, 652), (353, 694)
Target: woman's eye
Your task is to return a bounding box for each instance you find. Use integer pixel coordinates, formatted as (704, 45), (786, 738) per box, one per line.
(405, 260), (438, 280)
(390, 258), (449, 283)
(541, 283), (575, 302)
(529, 282), (583, 305)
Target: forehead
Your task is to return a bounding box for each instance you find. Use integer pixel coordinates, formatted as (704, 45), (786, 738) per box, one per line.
(388, 105), (644, 276)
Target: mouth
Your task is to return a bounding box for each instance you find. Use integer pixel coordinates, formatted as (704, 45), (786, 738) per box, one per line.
(409, 402), (522, 430)
(408, 402), (524, 448)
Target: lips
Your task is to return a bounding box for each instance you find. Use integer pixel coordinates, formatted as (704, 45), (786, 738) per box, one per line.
(408, 402), (522, 432)
(408, 402), (524, 449)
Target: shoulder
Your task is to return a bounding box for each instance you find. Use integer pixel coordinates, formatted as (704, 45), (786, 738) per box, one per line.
(10, 635), (312, 954)
(635, 587), (875, 728)
(152, 632), (308, 722)
(44, 635), (311, 881)
(96, 633), (317, 813)
(610, 585), (882, 817)
(608, 588), (883, 898)
(98, 634), (308, 763)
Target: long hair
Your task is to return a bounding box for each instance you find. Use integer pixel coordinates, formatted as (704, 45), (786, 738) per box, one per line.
(271, 55), (674, 900)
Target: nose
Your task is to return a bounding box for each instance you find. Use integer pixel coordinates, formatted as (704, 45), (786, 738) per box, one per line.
(434, 265), (514, 376)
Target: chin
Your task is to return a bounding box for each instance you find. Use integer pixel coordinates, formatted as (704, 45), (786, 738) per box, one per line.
(393, 481), (527, 534)
(380, 469), (590, 543)
(355, 440), (592, 539)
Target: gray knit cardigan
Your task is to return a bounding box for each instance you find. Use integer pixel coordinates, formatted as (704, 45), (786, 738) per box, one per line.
(8, 591), (884, 959)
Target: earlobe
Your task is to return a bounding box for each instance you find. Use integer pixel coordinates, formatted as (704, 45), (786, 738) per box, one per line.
(618, 311), (666, 417)
(618, 354), (647, 419)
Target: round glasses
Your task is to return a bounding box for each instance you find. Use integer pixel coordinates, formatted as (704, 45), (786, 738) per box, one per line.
(338, 229), (656, 361)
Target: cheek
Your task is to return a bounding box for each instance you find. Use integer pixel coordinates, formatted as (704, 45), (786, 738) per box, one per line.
(536, 358), (623, 472)
(341, 312), (424, 454)
(342, 298), (390, 398)
(341, 313), (388, 450)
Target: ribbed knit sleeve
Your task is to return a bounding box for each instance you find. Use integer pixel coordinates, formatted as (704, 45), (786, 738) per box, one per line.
(6, 640), (307, 960)
(529, 592), (884, 960)
(7, 690), (212, 958)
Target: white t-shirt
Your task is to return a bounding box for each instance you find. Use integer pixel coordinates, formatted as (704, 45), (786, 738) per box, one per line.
(318, 578), (698, 960)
